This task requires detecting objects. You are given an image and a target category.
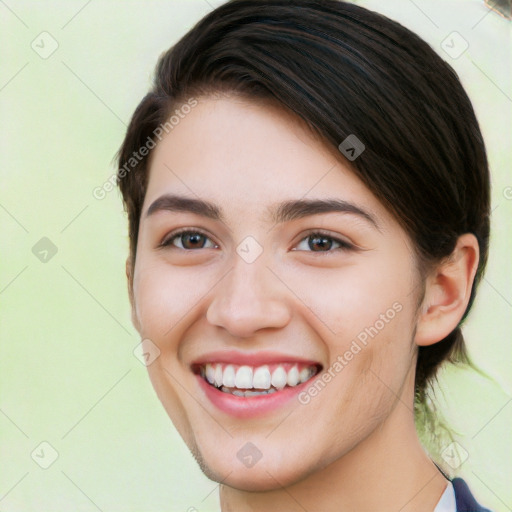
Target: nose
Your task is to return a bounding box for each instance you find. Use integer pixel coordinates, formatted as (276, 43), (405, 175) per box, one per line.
(206, 256), (292, 338)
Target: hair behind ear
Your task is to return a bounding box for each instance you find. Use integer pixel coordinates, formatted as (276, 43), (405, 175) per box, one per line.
(414, 325), (494, 474)
(416, 328), (466, 395)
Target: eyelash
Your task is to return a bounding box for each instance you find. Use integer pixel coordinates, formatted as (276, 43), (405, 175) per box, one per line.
(294, 230), (354, 252)
(159, 228), (355, 253)
(159, 228), (217, 250)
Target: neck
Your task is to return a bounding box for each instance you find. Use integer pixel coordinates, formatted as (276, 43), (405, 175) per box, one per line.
(219, 377), (448, 512)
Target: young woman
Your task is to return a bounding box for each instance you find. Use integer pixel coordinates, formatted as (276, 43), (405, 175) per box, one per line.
(117, 1), (492, 510)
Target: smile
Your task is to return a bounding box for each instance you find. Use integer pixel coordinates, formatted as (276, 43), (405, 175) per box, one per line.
(197, 362), (320, 396)
(190, 351), (323, 417)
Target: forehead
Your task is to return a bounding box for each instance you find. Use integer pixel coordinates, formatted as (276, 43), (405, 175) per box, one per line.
(143, 96), (387, 224)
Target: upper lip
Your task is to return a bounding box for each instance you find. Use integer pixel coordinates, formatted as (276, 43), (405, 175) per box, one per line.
(191, 350), (321, 368)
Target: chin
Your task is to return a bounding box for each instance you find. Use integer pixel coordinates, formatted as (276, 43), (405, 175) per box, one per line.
(194, 445), (318, 492)
(217, 467), (304, 492)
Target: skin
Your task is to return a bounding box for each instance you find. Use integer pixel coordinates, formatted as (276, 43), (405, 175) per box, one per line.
(128, 96), (479, 511)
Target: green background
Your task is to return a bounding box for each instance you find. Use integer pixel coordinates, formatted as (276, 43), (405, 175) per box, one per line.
(1, 1), (511, 511)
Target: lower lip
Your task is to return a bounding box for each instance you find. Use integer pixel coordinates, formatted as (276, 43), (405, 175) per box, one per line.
(195, 374), (313, 418)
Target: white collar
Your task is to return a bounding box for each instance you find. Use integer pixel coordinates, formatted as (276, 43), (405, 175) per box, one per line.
(433, 481), (456, 512)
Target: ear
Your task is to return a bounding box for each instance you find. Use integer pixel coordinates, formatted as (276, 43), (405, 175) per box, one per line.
(126, 257), (141, 332)
(414, 233), (480, 347)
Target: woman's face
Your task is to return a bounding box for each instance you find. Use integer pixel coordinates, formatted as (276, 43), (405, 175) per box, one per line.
(131, 96), (422, 490)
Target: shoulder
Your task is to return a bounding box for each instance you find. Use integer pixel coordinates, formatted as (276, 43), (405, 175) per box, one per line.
(452, 477), (493, 512)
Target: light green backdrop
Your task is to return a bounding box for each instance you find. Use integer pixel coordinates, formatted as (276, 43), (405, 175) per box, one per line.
(1, 1), (511, 511)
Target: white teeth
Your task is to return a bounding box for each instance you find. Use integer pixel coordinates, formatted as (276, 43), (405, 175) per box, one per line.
(235, 366), (253, 388)
(220, 386), (277, 396)
(245, 389), (268, 397)
(271, 367), (288, 389)
(214, 364), (223, 387)
(299, 367), (313, 383)
(222, 364), (236, 387)
(287, 365), (300, 387)
(202, 363), (318, 392)
(205, 364), (215, 385)
(252, 365), (271, 389)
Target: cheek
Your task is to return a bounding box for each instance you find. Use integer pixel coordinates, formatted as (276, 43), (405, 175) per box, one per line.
(279, 256), (415, 344)
(293, 309), (416, 467)
(132, 258), (213, 340)
(284, 259), (417, 410)
(132, 259), (212, 446)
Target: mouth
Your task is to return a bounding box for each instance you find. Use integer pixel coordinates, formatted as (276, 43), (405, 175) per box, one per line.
(193, 362), (321, 396)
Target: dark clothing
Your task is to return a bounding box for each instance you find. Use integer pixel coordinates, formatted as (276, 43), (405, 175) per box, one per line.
(453, 478), (493, 512)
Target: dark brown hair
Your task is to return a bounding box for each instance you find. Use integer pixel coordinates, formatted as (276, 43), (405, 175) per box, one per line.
(117, 0), (490, 425)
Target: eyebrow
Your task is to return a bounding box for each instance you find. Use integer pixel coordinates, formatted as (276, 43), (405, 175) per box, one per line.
(145, 194), (380, 230)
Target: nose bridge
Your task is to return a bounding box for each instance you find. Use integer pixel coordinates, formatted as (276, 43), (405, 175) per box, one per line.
(227, 257), (263, 302)
(206, 246), (291, 337)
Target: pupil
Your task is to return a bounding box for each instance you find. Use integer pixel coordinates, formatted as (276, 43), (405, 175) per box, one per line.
(184, 233), (204, 249)
(309, 235), (331, 251)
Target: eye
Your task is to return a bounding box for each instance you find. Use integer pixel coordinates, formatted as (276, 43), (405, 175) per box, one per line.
(160, 229), (218, 250)
(293, 231), (354, 253)
(159, 229), (354, 253)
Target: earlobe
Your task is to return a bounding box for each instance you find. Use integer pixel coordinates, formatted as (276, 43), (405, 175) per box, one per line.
(414, 234), (479, 347)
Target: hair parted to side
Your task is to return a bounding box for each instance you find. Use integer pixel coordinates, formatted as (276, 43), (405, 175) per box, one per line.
(117, 0), (490, 445)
